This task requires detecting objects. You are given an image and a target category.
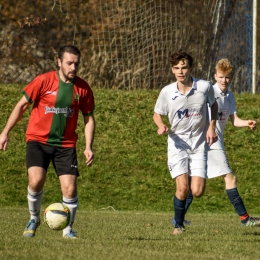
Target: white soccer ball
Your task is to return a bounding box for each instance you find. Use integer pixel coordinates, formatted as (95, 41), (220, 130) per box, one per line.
(44, 203), (71, 230)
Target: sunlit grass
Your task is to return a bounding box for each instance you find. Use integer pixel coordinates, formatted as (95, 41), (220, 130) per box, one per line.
(1, 85), (260, 259)
(1, 209), (260, 260)
(1, 85), (260, 214)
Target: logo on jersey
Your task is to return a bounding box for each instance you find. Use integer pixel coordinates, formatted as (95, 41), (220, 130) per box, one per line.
(75, 93), (80, 102)
(45, 106), (75, 117)
(177, 108), (201, 119)
(218, 110), (227, 121)
(172, 96), (178, 100)
(46, 91), (57, 95)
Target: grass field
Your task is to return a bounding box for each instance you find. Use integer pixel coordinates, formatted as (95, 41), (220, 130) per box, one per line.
(1, 84), (260, 259)
(1, 209), (260, 260)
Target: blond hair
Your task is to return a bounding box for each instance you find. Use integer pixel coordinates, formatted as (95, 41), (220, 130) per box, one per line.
(215, 58), (233, 74)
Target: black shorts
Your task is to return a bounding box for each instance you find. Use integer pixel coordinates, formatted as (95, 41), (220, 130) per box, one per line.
(26, 141), (79, 176)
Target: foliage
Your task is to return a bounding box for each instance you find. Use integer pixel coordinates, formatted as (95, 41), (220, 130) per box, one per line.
(1, 85), (260, 259)
(1, 85), (260, 216)
(1, 0), (259, 90)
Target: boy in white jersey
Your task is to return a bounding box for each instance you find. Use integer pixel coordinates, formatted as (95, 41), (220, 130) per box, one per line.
(183, 58), (260, 226)
(153, 50), (218, 235)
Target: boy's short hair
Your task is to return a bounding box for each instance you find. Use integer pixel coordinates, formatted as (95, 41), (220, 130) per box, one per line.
(215, 58), (233, 74)
(169, 49), (193, 68)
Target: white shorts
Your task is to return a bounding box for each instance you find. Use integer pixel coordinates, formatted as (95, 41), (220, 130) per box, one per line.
(167, 144), (207, 179)
(207, 149), (232, 178)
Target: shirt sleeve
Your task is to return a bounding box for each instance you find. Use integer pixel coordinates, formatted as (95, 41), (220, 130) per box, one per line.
(80, 88), (95, 116)
(21, 75), (43, 103)
(207, 82), (216, 107)
(229, 92), (237, 115)
(154, 88), (168, 115)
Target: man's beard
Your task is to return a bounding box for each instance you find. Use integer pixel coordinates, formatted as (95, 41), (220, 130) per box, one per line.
(61, 68), (76, 82)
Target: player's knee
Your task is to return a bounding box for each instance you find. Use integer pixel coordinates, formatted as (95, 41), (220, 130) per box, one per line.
(176, 186), (189, 199)
(62, 185), (77, 198)
(28, 179), (45, 191)
(192, 187), (205, 198)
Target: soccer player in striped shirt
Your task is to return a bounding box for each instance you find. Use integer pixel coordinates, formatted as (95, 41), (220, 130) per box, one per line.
(0, 45), (95, 239)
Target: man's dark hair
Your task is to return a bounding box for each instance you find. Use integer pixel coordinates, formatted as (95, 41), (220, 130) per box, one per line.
(58, 45), (81, 61)
(169, 49), (193, 68)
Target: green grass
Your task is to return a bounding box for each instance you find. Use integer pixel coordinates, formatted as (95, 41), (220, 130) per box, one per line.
(1, 209), (260, 260)
(1, 85), (260, 213)
(1, 84), (260, 259)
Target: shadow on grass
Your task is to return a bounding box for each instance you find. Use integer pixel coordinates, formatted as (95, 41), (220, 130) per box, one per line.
(242, 231), (260, 236)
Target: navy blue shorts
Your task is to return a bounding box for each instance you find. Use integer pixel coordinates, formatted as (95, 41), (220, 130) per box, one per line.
(26, 141), (79, 176)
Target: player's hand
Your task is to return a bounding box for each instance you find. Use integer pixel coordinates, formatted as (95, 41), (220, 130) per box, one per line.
(157, 125), (169, 135)
(84, 149), (94, 166)
(248, 120), (256, 131)
(206, 129), (218, 146)
(0, 134), (9, 151)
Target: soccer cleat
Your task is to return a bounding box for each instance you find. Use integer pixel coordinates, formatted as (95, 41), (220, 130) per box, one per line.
(183, 219), (191, 225)
(172, 218), (191, 226)
(63, 231), (78, 239)
(173, 226), (186, 235)
(242, 217), (260, 227)
(23, 219), (40, 237)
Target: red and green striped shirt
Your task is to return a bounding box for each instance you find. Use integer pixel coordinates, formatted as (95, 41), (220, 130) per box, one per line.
(22, 71), (94, 148)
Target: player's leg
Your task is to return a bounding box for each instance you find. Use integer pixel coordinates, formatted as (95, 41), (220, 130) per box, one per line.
(208, 148), (260, 226)
(172, 176), (206, 227)
(224, 173), (260, 226)
(189, 148), (207, 198)
(54, 146), (79, 239)
(168, 146), (189, 234)
(59, 174), (78, 238)
(27, 166), (46, 222)
(185, 175), (193, 213)
(175, 148), (207, 227)
(190, 176), (206, 198)
(172, 175), (193, 226)
(184, 176), (193, 225)
(174, 173), (189, 234)
(23, 141), (50, 238)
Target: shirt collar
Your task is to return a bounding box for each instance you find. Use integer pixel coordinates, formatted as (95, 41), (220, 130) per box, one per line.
(173, 76), (197, 93)
(214, 83), (229, 96)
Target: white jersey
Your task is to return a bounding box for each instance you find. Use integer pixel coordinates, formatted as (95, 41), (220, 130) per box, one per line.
(154, 77), (215, 151)
(210, 83), (236, 150)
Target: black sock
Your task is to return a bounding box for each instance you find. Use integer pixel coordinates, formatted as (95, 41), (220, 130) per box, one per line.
(174, 195), (186, 228)
(185, 190), (193, 213)
(226, 188), (249, 223)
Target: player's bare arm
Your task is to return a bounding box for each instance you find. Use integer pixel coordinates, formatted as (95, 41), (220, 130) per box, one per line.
(83, 114), (95, 166)
(230, 114), (256, 130)
(206, 100), (218, 146)
(153, 112), (169, 135)
(0, 96), (30, 151)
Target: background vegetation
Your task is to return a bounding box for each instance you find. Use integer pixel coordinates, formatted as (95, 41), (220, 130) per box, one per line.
(0, 0), (259, 91)
(1, 84), (260, 214)
(1, 84), (260, 259)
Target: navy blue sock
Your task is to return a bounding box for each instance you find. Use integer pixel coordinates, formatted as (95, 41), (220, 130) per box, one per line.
(174, 196), (186, 228)
(226, 188), (249, 223)
(185, 175), (193, 213)
(185, 190), (193, 213)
